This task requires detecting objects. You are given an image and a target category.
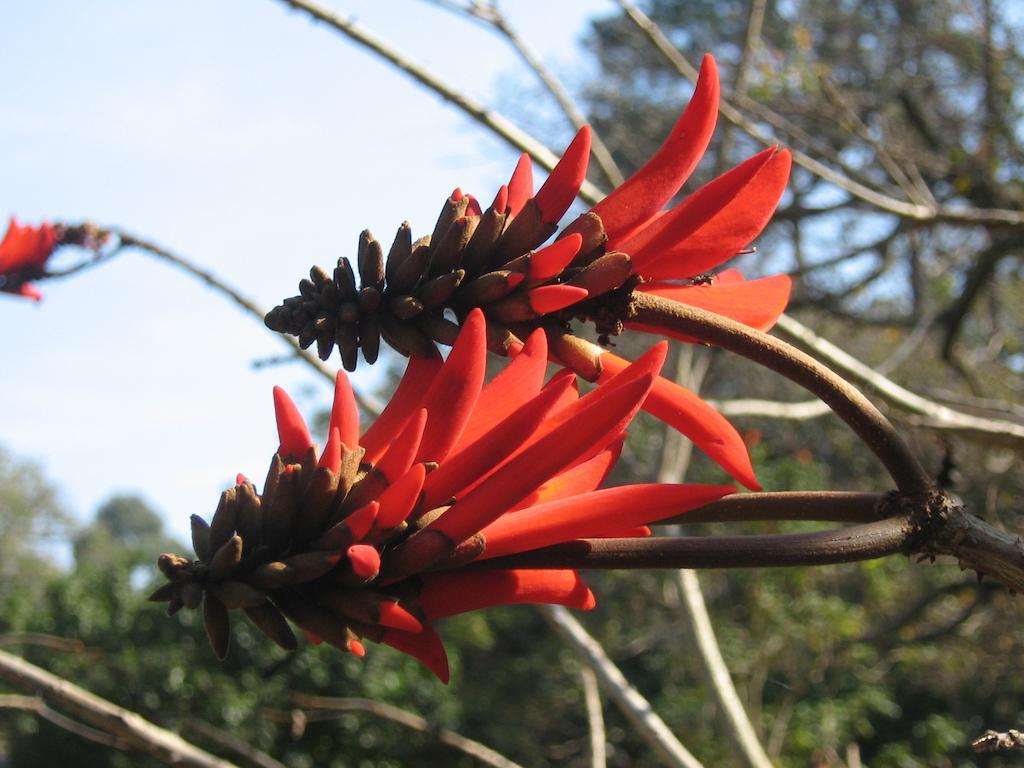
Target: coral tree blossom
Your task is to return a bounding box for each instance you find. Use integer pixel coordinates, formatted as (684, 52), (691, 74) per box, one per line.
(0, 217), (59, 301)
(153, 310), (733, 681)
(267, 53), (790, 493)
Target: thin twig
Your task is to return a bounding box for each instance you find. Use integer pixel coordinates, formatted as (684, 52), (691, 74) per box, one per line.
(274, 0), (604, 204)
(631, 292), (933, 495)
(541, 606), (705, 768)
(0, 649), (236, 768)
(580, 668), (607, 768)
(423, 0), (625, 187)
(615, 0), (1024, 228)
(772, 313), (1024, 451)
(285, 694), (525, 768)
(183, 717), (288, 768)
(0, 694), (130, 750)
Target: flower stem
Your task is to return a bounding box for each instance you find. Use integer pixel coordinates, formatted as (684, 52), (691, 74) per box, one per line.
(630, 292), (932, 496)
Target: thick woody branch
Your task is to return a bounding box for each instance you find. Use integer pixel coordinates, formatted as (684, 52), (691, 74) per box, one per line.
(631, 292), (932, 495)
(0, 649), (236, 768)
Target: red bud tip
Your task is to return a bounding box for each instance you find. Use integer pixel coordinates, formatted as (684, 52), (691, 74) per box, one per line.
(235, 473), (248, 486)
(349, 639), (366, 657)
(451, 187), (464, 201)
(318, 427), (343, 473)
(465, 194), (482, 217)
(347, 544), (381, 579)
(534, 125), (592, 223)
(273, 386), (313, 459)
(378, 601), (424, 633)
(506, 154), (534, 216)
(491, 184), (509, 213)
(329, 371), (361, 451)
(345, 501), (379, 541)
(528, 284), (589, 314)
(528, 233), (583, 281)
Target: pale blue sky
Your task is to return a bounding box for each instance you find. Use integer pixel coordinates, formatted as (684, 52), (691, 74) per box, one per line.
(0, 0), (612, 544)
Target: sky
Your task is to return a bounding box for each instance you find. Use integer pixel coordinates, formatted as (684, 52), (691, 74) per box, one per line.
(0, 0), (614, 545)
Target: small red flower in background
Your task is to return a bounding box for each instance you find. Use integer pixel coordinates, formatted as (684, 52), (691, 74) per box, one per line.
(0, 217), (60, 302)
(154, 310), (734, 681)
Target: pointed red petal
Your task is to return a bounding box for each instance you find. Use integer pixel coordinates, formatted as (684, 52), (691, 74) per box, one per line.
(636, 274), (792, 331)
(360, 353), (443, 465)
(465, 194), (482, 217)
(600, 352), (760, 490)
(528, 234), (583, 281)
(534, 126), (591, 224)
(418, 570), (595, 620)
(376, 408), (427, 483)
(421, 373), (574, 510)
(480, 484), (734, 559)
(375, 463), (427, 529)
(646, 150), (790, 278)
(506, 154), (534, 216)
(349, 640), (366, 657)
(329, 370), (361, 450)
(457, 328), (549, 448)
(491, 184), (509, 213)
(273, 386), (313, 459)
(415, 309), (487, 463)
(429, 373), (655, 543)
(318, 427), (343, 472)
(512, 441), (622, 511)
(381, 626), (450, 683)
(344, 501), (379, 542)
(347, 544), (381, 579)
(378, 601), (424, 633)
(528, 284), (588, 314)
(629, 147), (789, 275)
(590, 55), (720, 241)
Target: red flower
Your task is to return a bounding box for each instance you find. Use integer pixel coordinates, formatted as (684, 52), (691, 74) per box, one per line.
(154, 310), (733, 681)
(0, 217), (59, 302)
(266, 53), (789, 492)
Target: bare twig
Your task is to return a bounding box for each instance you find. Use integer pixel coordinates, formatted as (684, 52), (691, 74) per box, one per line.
(0, 633), (90, 654)
(273, 0), (604, 204)
(673, 570), (773, 768)
(973, 729), (1024, 753)
(773, 313), (1024, 451)
(0, 649), (236, 768)
(423, 0), (625, 187)
(615, 0), (1024, 228)
(580, 668), (607, 768)
(542, 606), (705, 768)
(285, 694), (525, 768)
(0, 694), (129, 750)
(183, 717), (287, 768)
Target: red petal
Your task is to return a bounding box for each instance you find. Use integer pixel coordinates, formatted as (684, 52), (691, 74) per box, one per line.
(344, 501), (379, 541)
(512, 441), (622, 511)
(528, 234), (583, 281)
(375, 408), (427, 483)
(600, 352), (760, 490)
(318, 427), (343, 473)
(590, 55), (720, 241)
(349, 640), (366, 657)
(378, 601), (424, 633)
(417, 570), (595, 619)
(360, 353), (443, 465)
(375, 463), (427, 529)
(273, 386), (313, 459)
(533, 126), (591, 224)
(629, 147), (790, 276)
(456, 328), (549, 448)
(528, 284), (588, 314)
(506, 154), (534, 216)
(347, 544), (381, 579)
(429, 372), (655, 543)
(491, 184), (509, 213)
(329, 370), (361, 450)
(414, 309), (487, 463)
(636, 274), (792, 331)
(480, 484), (734, 559)
(465, 194), (482, 217)
(381, 626), (450, 683)
(421, 373), (575, 511)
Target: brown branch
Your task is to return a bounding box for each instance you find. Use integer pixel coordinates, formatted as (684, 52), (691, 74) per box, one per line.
(0, 649), (236, 767)
(273, 0), (604, 204)
(285, 694), (525, 768)
(631, 292), (932, 495)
